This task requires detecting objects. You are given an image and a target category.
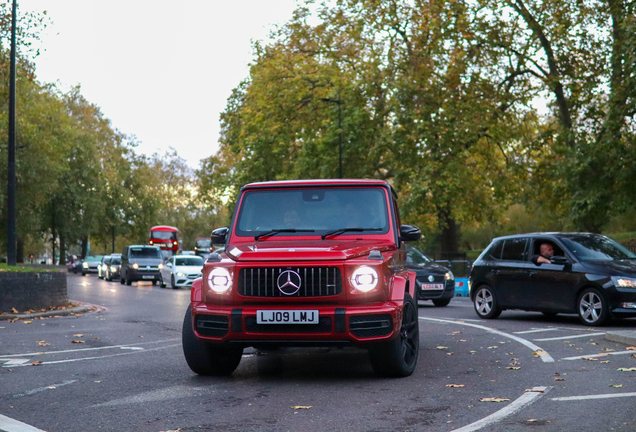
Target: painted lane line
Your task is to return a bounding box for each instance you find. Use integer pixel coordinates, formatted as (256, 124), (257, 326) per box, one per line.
(450, 387), (550, 432)
(0, 414), (47, 432)
(514, 328), (560, 335)
(534, 332), (605, 342)
(552, 392), (636, 401)
(4, 344), (181, 367)
(0, 359), (31, 366)
(0, 338), (180, 358)
(13, 380), (77, 399)
(561, 350), (636, 360)
(419, 317), (555, 363)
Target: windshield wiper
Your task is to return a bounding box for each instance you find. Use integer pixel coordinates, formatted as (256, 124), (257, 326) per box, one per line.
(255, 229), (315, 241)
(321, 227), (382, 240)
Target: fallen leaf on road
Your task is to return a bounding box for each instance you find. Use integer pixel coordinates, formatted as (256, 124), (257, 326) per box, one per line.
(617, 368), (636, 372)
(437, 346), (448, 350)
(506, 367), (521, 370)
(589, 342), (599, 345)
(447, 352), (454, 355)
(609, 384), (623, 388)
(480, 398), (509, 402)
(525, 389), (545, 393)
(470, 351), (476, 353)
(459, 339), (467, 342)
(38, 342), (50, 346)
(31, 361), (43, 366)
(554, 378), (565, 381)
(626, 346), (636, 351)
(292, 406), (312, 409)
(582, 357), (598, 361)
(71, 340), (85, 344)
(73, 334), (83, 337)
(446, 384), (465, 388)
(23, 321), (33, 324)
(601, 360), (610, 363)
(603, 348), (615, 352)
(12, 308), (18, 314)
(631, 354), (636, 358)
(487, 346), (499, 349)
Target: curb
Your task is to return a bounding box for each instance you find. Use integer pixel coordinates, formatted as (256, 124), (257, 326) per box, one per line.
(0, 301), (104, 321)
(605, 331), (636, 346)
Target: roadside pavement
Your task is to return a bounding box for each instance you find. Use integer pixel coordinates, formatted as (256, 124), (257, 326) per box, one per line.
(0, 301), (102, 321)
(605, 329), (636, 346)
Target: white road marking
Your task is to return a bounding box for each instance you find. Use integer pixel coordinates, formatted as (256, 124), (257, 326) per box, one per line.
(534, 332), (605, 341)
(12, 380), (77, 399)
(0, 338), (179, 358)
(419, 317), (555, 362)
(0, 414), (46, 432)
(450, 387), (550, 432)
(561, 350), (636, 360)
(552, 392), (636, 401)
(0, 359), (30, 366)
(91, 385), (209, 407)
(5, 344), (181, 367)
(514, 328), (560, 335)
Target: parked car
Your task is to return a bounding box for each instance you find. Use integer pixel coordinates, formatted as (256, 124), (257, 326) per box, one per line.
(406, 245), (455, 306)
(470, 232), (636, 326)
(81, 255), (103, 276)
(161, 255), (204, 289)
(105, 254), (122, 281)
(120, 246), (164, 286)
(98, 255), (112, 279)
(182, 179), (422, 377)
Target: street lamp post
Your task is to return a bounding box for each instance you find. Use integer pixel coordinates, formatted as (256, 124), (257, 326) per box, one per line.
(320, 89), (343, 179)
(7, 0), (17, 266)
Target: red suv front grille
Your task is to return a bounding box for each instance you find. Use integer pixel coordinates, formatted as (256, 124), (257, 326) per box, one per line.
(238, 267), (342, 297)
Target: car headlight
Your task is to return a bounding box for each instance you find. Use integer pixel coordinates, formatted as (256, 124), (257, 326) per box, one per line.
(176, 272), (186, 277)
(83, 262), (88, 268)
(612, 276), (636, 288)
(208, 267), (232, 293)
(351, 266), (378, 292)
(445, 271), (455, 281)
(132, 263), (139, 269)
(110, 266), (117, 272)
(158, 263), (164, 270)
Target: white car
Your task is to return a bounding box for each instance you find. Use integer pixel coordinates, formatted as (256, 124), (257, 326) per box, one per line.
(160, 255), (204, 289)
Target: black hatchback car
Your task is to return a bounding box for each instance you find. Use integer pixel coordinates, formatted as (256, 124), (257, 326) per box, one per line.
(406, 245), (455, 306)
(470, 232), (636, 326)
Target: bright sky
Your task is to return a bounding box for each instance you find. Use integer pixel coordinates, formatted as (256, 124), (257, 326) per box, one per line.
(20, 0), (300, 168)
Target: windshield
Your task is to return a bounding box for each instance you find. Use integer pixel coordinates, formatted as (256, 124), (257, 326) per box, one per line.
(111, 257), (121, 265)
(195, 239), (211, 248)
(406, 245), (433, 264)
(175, 257), (204, 266)
(130, 247), (162, 258)
(236, 187), (389, 237)
(86, 256), (102, 262)
(560, 234), (636, 261)
(150, 231), (177, 240)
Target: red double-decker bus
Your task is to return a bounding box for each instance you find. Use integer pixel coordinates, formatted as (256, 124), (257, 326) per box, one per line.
(149, 225), (180, 259)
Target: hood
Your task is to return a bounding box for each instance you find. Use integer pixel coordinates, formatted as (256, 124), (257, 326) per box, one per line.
(225, 239), (396, 262)
(174, 265), (203, 275)
(130, 258), (163, 266)
(581, 259), (636, 276)
(408, 262), (449, 274)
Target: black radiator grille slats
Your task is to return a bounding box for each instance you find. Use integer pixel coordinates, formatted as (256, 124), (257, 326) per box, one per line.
(238, 267), (342, 297)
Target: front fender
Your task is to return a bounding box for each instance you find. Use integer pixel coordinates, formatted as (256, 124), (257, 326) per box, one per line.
(390, 271), (416, 301)
(191, 278), (202, 302)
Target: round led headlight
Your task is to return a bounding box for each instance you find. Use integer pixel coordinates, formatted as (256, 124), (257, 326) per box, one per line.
(351, 266), (378, 292)
(110, 266), (117, 272)
(208, 267), (232, 293)
(82, 262), (88, 268)
(132, 263), (139, 269)
(158, 263), (164, 270)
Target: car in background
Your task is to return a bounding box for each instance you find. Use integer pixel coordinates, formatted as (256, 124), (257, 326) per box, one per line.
(194, 237), (212, 257)
(105, 254), (122, 281)
(98, 255), (112, 279)
(120, 245), (164, 286)
(67, 255), (80, 273)
(81, 255), (103, 276)
(180, 250), (196, 256)
(406, 245), (455, 306)
(470, 232), (636, 326)
(160, 254), (204, 289)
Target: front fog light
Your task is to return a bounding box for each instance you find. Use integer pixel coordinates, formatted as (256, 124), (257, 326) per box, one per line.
(208, 267), (232, 293)
(620, 302), (636, 309)
(351, 266), (378, 292)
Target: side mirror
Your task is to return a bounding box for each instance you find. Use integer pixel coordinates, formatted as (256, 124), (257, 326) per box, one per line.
(166, 262), (172, 267)
(211, 227), (229, 245)
(400, 225), (421, 242)
(550, 256), (568, 265)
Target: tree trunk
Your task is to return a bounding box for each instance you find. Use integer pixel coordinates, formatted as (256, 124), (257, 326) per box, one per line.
(59, 234), (67, 266)
(16, 236), (24, 263)
(437, 205), (460, 260)
(81, 237), (88, 259)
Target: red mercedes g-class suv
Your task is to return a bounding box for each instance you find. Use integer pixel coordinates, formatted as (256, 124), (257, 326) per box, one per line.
(182, 179), (422, 377)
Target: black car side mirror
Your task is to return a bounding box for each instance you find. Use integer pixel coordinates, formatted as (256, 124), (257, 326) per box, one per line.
(550, 256), (568, 265)
(211, 227), (229, 245)
(400, 225), (421, 242)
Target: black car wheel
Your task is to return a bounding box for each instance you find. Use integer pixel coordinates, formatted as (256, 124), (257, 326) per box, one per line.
(182, 305), (243, 376)
(120, 277), (125, 285)
(171, 275), (177, 290)
(578, 288), (609, 326)
(432, 298), (451, 307)
(126, 278), (132, 286)
(368, 292), (419, 377)
(474, 285), (501, 319)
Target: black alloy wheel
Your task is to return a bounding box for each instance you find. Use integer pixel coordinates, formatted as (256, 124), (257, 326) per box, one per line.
(474, 285), (502, 319)
(368, 292), (419, 377)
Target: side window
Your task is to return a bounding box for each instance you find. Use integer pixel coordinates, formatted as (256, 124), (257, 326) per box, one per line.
(501, 238), (528, 261)
(487, 241), (504, 260)
(532, 240), (564, 257)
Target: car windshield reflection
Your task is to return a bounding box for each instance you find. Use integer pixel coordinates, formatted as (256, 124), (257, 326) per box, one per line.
(561, 234), (636, 261)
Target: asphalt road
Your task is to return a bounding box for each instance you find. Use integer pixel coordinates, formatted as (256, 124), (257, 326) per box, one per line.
(1, 274), (636, 432)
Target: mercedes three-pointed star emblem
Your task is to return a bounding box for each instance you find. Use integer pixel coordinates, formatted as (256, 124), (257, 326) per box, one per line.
(277, 270), (302, 295)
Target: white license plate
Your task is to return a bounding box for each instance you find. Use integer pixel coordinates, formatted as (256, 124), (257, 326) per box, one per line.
(257, 310), (319, 324)
(142, 275), (155, 279)
(421, 283), (444, 290)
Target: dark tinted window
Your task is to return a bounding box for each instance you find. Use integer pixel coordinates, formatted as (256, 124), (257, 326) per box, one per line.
(560, 234), (636, 261)
(130, 247), (162, 258)
(406, 245), (433, 264)
(501, 238), (528, 261)
(111, 257), (121, 265)
(195, 239), (211, 248)
(487, 241), (504, 260)
(175, 257), (204, 266)
(86, 256), (103, 262)
(150, 231), (178, 240)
